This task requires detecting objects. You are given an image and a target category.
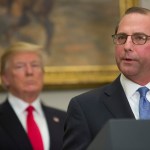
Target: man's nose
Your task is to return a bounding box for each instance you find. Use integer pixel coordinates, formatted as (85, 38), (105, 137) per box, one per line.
(124, 36), (134, 51)
(26, 64), (33, 74)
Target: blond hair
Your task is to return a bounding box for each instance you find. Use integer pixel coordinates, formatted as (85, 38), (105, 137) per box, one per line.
(0, 41), (44, 75)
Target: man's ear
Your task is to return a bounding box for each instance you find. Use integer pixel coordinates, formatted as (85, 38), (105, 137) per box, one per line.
(1, 74), (10, 87)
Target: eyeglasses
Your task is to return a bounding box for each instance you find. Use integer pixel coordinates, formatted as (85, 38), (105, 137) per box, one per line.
(112, 34), (150, 45)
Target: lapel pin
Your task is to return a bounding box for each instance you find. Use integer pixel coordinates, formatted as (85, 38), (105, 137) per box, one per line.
(53, 116), (60, 123)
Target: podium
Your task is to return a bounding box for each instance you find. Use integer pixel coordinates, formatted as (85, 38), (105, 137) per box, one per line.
(87, 119), (150, 150)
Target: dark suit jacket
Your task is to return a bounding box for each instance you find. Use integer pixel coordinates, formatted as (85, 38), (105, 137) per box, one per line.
(63, 76), (135, 150)
(0, 100), (66, 150)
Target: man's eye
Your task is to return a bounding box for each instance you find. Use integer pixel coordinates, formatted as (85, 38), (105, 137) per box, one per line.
(117, 35), (126, 40)
(134, 35), (146, 40)
(15, 65), (24, 69)
(31, 63), (41, 68)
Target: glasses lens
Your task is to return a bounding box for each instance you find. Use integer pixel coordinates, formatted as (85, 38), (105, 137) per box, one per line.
(113, 34), (127, 45)
(132, 34), (147, 45)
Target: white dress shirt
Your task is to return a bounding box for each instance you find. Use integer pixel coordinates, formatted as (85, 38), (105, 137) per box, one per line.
(8, 93), (50, 150)
(120, 74), (150, 119)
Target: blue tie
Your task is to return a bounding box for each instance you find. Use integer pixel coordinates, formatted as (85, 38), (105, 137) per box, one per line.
(138, 87), (150, 119)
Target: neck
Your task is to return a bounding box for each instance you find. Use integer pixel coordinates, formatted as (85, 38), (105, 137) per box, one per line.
(11, 92), (39, 103)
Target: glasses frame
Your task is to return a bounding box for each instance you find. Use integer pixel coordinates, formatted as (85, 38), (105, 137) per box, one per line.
(112, 34), (150, 45)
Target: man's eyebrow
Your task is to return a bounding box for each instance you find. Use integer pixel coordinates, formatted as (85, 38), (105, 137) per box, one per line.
(116, 32), (147, 35)
(116, 32), (127, 35)
(133, 32), (147, 34)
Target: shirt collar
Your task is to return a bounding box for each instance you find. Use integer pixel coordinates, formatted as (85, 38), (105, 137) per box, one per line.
(120, 74), (150, 98)
(8, 93), (43, 116)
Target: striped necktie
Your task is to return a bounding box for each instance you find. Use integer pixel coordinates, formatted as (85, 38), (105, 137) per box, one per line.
(138, 87), (150, 119)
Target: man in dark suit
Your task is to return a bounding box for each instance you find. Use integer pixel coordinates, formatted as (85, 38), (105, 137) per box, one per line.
(63, 7), (150, 150)
(0, 41), (66, 150)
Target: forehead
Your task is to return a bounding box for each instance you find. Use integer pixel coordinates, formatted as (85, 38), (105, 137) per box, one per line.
(10, 52), (41, 61)
(118, 13), (150, 33)
(6, 52), (42, 66)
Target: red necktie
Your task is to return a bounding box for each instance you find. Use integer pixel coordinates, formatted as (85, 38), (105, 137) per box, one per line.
(26, 106), (44, 150)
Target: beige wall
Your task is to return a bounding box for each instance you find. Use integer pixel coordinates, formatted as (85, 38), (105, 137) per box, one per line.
(0, 89), (90, 111)
(140, 0), (150, 8)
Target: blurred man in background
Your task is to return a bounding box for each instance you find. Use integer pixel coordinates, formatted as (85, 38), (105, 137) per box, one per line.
(0, 41), (66, 150)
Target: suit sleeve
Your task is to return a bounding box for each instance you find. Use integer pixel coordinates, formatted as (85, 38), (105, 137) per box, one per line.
(63, 98), (92, 150)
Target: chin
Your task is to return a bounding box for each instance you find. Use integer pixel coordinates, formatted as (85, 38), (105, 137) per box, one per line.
(119, 64), (136, 74)
(122, 69), (138, 76)
(25, 87), (40, 92)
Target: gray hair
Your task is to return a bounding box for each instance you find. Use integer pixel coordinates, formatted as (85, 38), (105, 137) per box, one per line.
(115, 7), (150, 34)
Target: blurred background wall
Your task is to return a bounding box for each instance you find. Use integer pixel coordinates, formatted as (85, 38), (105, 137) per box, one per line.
(0, 0), (149, 112)
(0, 89), (91, 111)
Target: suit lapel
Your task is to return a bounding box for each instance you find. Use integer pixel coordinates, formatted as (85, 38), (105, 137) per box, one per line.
(0, 100), (32, 150)
(103, 76), (135, 118)
(42, 105), (65, 150)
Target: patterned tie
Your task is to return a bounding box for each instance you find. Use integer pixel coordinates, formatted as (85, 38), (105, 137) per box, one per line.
(138, 87), (150, 119)
(26, 106), (44, 150)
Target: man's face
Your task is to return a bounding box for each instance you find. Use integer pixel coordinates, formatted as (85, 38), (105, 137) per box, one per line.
(2, 52), (44, 100)
(115, 13), (150, 84)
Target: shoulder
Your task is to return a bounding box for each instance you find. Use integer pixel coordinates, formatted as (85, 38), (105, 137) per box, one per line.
(0, 100), (11, 111)
(71, 84), (110, 103)
(42, 104), (66, 117)
(69, 76), (121, 105)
